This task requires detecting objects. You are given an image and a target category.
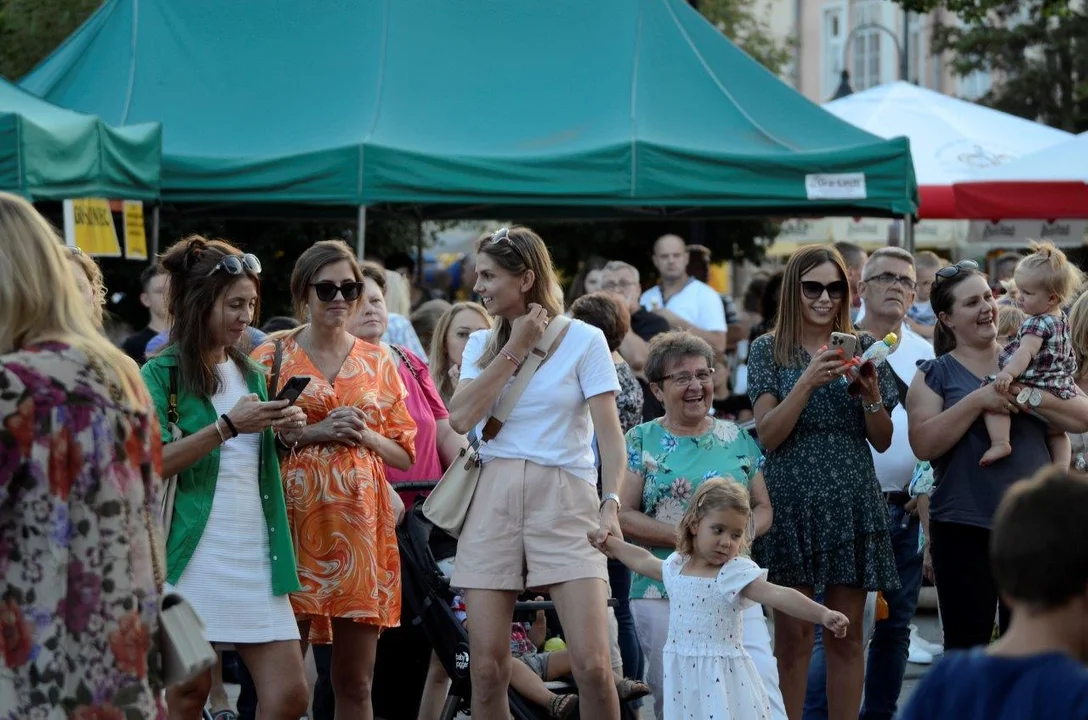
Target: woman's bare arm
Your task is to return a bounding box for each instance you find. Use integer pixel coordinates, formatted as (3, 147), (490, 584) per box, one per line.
(617, 470), (677, 548)
(748, 471), (774, 538)
(907, 371), (991, 461)
(435, 419), (468, 468)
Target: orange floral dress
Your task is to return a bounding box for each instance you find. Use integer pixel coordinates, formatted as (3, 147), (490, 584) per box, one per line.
(252, 337), (416, 630)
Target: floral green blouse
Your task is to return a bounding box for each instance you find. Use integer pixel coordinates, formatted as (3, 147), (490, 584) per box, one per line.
(625, 418), (763, 599)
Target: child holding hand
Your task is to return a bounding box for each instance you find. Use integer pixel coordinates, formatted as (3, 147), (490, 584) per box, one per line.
(592, 478), (848, 719)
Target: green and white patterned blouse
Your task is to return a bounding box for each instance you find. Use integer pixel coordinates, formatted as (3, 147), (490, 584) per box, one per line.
(625, 417), (763, 600)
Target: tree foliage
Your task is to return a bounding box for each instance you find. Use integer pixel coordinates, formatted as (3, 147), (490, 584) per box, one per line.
(889, 0), (1088, 133)
(0, 0), (100, 80)
(695, 0), (794, 77)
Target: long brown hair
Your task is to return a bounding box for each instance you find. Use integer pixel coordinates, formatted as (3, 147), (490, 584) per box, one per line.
(771, 245), (854, 367)
(159, 235), (262, 397)
(476, 226), (563, 369)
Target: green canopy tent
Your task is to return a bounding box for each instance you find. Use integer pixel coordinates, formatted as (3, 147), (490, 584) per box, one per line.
(21, 0), (916, 254)
(0, 76), (160, 201)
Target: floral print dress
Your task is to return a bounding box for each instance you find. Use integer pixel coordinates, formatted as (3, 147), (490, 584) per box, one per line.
(0, 344), (165, 719)
(625, 418), (763, 600)
(746, 333), (900, 592)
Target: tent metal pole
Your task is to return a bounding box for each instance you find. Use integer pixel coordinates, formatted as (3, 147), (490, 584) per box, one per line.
(903, 213), (915, 254)
(150, 205), (161, 262)
(356, 205), (368, 260)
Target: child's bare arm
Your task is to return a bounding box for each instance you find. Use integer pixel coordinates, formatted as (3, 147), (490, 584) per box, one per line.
(592, 533), (664, 581)
(529, 596), (547, 648)
(742, 579), (849, 638)
(995, 334), (1045, 390)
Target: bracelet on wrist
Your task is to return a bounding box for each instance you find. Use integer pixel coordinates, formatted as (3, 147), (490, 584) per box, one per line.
(220, 413), (239, 438)
(214, 418), (228, 443)
(500, 347), (523, 368)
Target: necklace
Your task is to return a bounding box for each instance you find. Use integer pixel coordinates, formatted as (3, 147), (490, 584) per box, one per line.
(662, 415), (709, 437)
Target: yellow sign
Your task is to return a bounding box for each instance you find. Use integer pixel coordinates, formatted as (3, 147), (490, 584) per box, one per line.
(62, 198), (121, 257)
(123, 201), (148, 260)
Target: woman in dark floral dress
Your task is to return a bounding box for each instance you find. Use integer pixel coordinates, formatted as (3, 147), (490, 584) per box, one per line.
(747, 245), (899, 720)
(0, 192), (166, 718)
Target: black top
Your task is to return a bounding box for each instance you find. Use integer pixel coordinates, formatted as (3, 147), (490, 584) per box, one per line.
(121, 326), (158, 365)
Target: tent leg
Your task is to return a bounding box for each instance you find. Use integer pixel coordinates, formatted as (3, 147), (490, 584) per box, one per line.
(150, 205), (161, 261)
(903, 214), (915, 254)
(356, 205), (368, 260)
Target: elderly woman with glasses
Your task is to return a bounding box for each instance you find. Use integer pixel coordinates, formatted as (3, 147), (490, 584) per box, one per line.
(618, 331), (783, 720)
(906, 259), (1088, 652)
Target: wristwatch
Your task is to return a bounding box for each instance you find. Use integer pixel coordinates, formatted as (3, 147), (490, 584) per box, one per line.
(600, 492), (621, 511)
(863, 400), (882, 414)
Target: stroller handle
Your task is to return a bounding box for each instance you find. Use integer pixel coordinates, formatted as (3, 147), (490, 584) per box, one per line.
(392, 480), (440, 493)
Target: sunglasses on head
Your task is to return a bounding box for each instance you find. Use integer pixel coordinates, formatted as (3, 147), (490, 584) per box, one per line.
(800, 280), (848, 300)
(311, 281), (364, 302)
(207, 253), (262, 278)
(935, 260), (979, 281)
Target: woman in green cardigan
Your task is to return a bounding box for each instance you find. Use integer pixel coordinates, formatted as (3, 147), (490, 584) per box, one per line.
(141, 236), (309, 720)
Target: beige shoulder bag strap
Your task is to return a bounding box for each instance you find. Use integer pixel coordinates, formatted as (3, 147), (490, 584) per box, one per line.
(480, 314), (570, 442)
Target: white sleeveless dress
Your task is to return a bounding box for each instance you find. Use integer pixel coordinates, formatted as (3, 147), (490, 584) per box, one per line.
(662, 552), (771, 720)
(168, 359), (299, 643)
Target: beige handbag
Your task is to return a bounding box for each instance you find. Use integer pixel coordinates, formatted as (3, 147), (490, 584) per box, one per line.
(423, 315), (570, 538)
(144, 499), (218, 687)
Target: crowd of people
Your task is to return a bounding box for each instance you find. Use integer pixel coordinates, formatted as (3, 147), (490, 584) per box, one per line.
(3, 185), (1088, 720)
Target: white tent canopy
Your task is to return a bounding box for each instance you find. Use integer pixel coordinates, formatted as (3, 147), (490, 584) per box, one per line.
(967, 130), (1088, 182)
(823, 82), (1072, 218)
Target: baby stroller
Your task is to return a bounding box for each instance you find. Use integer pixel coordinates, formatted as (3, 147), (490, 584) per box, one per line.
(394, 482), (640, 720)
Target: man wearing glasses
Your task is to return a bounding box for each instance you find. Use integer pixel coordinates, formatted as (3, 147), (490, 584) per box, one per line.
(806, 247), (936, 720)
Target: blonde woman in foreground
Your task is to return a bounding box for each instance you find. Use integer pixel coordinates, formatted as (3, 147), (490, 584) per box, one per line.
(0, 192), (165, 717)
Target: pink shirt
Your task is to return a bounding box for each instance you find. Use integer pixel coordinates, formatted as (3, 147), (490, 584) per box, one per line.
(385, 346), (448, 507)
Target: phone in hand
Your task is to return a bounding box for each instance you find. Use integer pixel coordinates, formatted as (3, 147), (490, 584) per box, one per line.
(275, 376), (311, 405)
(829, 332), (857, 359)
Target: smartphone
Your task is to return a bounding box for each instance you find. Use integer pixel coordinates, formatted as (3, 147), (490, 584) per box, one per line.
(829, 332), (857, 358)
(275, 376), (311, 405)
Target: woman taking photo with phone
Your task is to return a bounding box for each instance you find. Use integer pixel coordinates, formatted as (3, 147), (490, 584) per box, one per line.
(252, 240), (417, 720)
(141, 236), (309, 720)
(447, 226), (625, 720)
(746, 244), (899, 720)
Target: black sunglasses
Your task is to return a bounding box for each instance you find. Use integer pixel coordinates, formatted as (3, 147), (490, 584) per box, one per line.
(800, 280), (848, 300)
(935, 260), (979, 281)
(208, 253), (262, 278)
(311, 281), (364, 302)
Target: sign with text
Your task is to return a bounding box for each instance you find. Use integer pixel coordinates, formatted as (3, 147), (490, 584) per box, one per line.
(123, 201), (148, 260)
(805, 173), (867, 201)
(63, 198), (121, 257)
(966, 219), (1087, 248)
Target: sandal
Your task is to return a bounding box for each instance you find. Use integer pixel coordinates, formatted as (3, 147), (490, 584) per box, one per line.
(209, 711), (238, 720)
(547, 693), (579, 719)
(615, 677), (651, 701)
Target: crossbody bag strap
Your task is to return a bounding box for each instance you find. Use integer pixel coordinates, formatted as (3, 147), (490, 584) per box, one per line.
(167, 365), (179, 425)
(269, 340), (284, 397)
(481, 314), (571, 442)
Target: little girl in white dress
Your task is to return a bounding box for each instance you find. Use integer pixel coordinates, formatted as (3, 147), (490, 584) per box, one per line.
(595, 478), (848, 719)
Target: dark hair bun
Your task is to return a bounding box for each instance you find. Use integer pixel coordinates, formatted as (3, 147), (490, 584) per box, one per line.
(160, 234), (209, 275)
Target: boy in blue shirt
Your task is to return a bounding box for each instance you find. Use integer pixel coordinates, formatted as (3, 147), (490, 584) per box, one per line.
(897, 466), (1088, 720)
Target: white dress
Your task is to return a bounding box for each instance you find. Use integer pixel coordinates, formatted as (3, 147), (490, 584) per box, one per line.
(168, 360), (299, 644)
(662, 552), (771, 720)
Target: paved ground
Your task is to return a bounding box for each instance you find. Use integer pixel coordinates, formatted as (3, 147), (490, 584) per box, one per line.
(222, 607), (943, 718)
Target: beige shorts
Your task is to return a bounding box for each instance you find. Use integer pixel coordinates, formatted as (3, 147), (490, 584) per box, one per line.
(451, 457), (608, 591)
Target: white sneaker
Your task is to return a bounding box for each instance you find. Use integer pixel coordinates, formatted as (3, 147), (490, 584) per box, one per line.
(907, 641), (934, 665)
(910, 624), (945, 656)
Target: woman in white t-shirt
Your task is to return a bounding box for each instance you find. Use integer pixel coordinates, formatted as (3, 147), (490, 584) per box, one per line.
(448, 227), (626, 720)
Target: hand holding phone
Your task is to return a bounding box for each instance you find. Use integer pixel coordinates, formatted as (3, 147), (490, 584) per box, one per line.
(276, 376), (312, 405)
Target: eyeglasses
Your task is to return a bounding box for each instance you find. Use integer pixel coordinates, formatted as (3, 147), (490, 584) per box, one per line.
(601, 280), (637, 291)
(935, 260), (979, 281)
(800, 280), (848, 300)
(864, 272), (917, 291)
(657, 368), (715, 386)
(311, 281), (364, 302)
(207, 253), (262, 278)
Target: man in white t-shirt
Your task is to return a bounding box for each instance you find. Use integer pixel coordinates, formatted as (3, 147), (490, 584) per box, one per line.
(638, 234), (726, 354)
(805, 247), (935, 720)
